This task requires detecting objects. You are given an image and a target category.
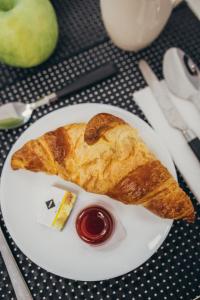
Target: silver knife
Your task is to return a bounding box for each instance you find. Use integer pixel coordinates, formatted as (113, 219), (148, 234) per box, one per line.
(139, 59), (200, 162)
(0, 224), (33, 300)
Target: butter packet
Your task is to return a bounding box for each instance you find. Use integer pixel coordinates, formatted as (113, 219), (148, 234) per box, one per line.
(37, 186), (76, 230)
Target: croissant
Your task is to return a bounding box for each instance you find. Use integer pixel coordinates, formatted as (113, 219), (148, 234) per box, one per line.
(11, 113), (195, 222)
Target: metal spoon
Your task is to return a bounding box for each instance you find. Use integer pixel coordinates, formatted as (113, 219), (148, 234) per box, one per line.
(0, 62), (117, 130)
(163, 47), (200, 111)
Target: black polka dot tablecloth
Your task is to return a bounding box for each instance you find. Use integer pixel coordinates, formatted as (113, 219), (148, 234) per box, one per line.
(0, 1), (200, 300)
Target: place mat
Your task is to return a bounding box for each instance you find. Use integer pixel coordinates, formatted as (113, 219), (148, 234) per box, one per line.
(0, 1), (200, 300)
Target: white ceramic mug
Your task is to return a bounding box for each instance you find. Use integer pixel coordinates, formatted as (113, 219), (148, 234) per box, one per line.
(100, 0), (182, 51)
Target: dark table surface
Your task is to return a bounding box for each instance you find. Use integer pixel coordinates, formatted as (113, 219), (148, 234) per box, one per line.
(0, 1), (200, 299)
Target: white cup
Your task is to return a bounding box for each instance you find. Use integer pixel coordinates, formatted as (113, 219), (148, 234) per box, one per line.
(100, 0), (182, 52)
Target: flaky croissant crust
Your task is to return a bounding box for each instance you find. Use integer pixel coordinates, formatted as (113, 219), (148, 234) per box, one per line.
(11, 113), (195, 222)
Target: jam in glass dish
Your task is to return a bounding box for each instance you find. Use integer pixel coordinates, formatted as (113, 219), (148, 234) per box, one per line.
(76, 205), (114, 245)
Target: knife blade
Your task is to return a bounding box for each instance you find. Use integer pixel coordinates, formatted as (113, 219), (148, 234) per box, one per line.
(0, 216), (33, 300)
(139, 59), (200, 162)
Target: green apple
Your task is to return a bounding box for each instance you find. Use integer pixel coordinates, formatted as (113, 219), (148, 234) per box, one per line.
(0, 0), (58, 67)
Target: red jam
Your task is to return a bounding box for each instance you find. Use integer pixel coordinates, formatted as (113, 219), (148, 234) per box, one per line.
(76, 206), (114, 245)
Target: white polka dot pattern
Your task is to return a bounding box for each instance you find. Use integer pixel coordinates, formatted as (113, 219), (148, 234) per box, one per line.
(0, 2), (200, 300)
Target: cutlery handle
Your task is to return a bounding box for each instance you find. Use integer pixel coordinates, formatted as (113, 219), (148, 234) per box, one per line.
(190, 93), (200, 112)
(33, 62), (117, 109)
(0, 227), (33, 300)
(56, 62), (117, 99)
(188, 137), (200, 162)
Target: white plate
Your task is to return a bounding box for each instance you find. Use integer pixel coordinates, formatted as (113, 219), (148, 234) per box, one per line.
(0, 103), (175, 281)
(186, 0), (200, 20)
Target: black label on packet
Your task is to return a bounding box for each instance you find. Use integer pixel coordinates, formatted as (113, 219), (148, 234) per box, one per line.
(46, 199), (55, 209)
